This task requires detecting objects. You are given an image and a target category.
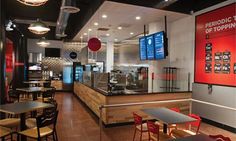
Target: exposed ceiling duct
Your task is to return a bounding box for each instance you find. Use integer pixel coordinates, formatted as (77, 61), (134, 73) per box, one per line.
(56, 0), (80, 39)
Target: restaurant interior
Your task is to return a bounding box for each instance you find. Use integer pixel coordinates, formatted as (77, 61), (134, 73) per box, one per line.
(0, 0), (235, 141)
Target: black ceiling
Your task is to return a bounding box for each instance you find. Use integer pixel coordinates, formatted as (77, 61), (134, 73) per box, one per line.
(5, 0), (228, 40)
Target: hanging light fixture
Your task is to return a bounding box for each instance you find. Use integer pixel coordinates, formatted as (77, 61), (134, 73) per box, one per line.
(37, 37), (50, 47)
(17, 0), (48, 6)
(28, 19), (50, 35)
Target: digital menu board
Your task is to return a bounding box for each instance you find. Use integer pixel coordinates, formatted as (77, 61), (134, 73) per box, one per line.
(139, 37), (147, 60)
(146, 35), (155, 60)
(154, 31), (165, 59)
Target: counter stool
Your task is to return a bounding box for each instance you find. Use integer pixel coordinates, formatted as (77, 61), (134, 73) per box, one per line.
(133, 112), (148, 141)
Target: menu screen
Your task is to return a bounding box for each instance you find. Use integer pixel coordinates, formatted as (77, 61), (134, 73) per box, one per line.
(146, 35), (155, 60)
(139, 37), (147, 60)
(154, 31), (165, 59)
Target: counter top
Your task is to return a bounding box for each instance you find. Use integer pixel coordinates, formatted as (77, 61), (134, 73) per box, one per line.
(74, 82), (191, 96)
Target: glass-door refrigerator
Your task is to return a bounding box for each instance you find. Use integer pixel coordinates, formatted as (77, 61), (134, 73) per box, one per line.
(73, 62), (83, 82)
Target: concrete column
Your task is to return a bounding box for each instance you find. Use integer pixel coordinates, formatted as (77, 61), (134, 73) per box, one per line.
(106, 41), (114, 72)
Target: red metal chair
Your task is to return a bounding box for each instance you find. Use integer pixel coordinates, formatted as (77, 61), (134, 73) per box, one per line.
(133, 112), (148, 141)
(170, 107), (180, 113)
(170, 114), (201, 138)
(209, 135), (231, 141)
(147, 121), (173, 141)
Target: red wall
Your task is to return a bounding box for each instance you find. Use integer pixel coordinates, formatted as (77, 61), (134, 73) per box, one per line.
(6, 39), (13, 73)
(195, 3), (236, 86)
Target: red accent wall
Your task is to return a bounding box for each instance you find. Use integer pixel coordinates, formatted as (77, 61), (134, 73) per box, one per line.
(195, 3), (236, 86)
(6, 39), (13, 73)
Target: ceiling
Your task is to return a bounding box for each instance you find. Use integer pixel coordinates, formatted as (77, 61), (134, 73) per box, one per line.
(73, 1), (188, 42)
(5, 0), (227, 40)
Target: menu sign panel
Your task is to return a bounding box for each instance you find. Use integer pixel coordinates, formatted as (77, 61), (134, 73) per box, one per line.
(154, 31), (165, 59)
(195, 3), (236, 86)
(146, 35), (155, 60)
(139, 37), (147, 60)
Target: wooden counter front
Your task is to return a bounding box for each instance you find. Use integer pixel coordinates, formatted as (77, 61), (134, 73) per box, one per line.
(74, 82), (192, 125)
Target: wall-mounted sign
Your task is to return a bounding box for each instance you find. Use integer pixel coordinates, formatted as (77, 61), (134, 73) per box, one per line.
(70, 52), (77, 59)
(195, 3), (236, 86)
(88, 38), (101, 52)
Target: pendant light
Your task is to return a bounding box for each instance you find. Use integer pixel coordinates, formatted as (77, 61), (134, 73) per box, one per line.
(37, 37), (50, 47)
(17, 0), (48, 6)
(28, 19), (50, 35)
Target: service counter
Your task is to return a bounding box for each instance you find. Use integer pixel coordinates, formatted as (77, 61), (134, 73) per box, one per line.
(74, 82), (192, 125)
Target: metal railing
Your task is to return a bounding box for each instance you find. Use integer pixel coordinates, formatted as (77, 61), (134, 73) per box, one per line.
(98, 98), (236, 141)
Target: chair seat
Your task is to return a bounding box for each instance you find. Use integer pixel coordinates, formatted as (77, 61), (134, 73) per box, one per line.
(0, 118), (20, 128)
(18, 127), (53, 138)
(136, 123), (148, 132)
(150, 132), (173, 141)
(0, 126), (11, 138)
(26, 118), (36, 128)
(171, 129), (196, 138)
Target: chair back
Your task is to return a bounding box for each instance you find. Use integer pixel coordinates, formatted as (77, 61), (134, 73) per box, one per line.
(36, 110), (58, 128)
(209, 135), (231, 141)
(43, 81), (51, 88)
(43, 100), (58, 114)
(170, 107), (180, 113)
(147, 121), (160, 141)
(133, 113), (143, 126)
(42, 88), (55, 100)
(8, 90), (20, 102)
(186, 114), (201, 133)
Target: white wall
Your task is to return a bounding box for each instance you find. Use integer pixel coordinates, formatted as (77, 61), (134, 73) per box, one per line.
(169, 16), (195, 91)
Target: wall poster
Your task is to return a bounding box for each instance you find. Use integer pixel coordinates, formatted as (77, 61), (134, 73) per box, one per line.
(195, 3), (236, 86)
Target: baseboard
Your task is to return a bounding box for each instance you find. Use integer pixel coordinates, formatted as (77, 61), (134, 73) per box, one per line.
(201, 117), (236, 133)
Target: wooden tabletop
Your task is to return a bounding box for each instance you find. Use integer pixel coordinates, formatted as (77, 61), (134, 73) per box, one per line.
(0, 101), (53, 114)
(16, 87), (53, 93)
(168, 134), (216, 141)
(142, 107), (196, 125)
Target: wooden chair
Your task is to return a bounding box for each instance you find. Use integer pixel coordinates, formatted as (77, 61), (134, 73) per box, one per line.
(18, 110), (59, 141)
(209, 135), (231, 141)
(147, 121), (173, 141)
(0, 126), (12, 141)
(170, 114), (201, 138)
(133, 112), (148, 141)
(26, 100), (58, 129)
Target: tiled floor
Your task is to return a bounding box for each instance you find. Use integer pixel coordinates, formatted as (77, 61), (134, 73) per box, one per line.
(55, 92), (236, 141)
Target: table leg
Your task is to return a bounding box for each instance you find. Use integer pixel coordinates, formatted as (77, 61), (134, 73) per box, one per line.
(20, 113), (27, 141)
(163, 124), (168, 134)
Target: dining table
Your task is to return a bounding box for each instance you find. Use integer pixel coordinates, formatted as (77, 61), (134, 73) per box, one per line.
(23, 80), (50, 87)
(142, 107), (196, 134)
(0, 101), (54, 141)
(16, 87), (53, 101)
(168, 134), (216, 141)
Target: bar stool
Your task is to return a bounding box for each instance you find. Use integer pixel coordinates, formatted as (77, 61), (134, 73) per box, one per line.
(133, 112), (148, 141)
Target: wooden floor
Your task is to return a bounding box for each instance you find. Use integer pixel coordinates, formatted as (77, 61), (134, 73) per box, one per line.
(54, 92), (236, 141)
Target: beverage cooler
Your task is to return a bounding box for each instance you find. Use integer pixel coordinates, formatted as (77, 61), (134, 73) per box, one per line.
(73, 62), (84, 82)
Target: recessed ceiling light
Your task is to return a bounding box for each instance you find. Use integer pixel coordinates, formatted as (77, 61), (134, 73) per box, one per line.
(106, 33), (110, 36)
(88, 28), (92, 32)
(84, 33), (87, 36)
(165, 0), (169, 2)
(102, 14), (107, 18)
(114, 39), (118, 42)
(135, 16), (141, 20)
(80, 36), (83, 39)
(130, 32), (134, 35)
(117, 26), (122, 30)
(94, 22), (99, 26)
